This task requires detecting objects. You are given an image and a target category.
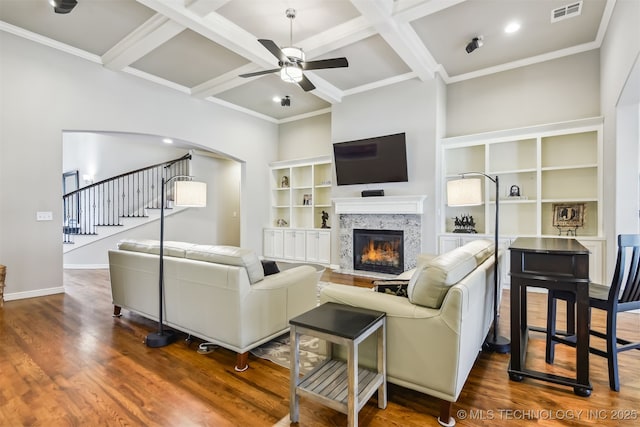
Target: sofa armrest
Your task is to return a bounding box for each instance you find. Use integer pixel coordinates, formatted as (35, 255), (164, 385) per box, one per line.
(320, 284), (440, 319)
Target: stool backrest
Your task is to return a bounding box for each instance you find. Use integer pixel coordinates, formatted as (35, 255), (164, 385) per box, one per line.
(611, 234), (640, 304)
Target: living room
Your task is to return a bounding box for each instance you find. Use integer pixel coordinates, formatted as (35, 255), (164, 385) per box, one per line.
(1, 0), (639, 425)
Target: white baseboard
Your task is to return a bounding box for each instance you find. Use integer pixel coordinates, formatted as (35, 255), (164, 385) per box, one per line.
(64, 264), (109, 269)
(4, 286), (65, 302)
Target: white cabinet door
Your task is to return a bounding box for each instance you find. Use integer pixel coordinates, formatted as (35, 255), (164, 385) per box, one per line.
(284, 229), (307, 261)
(263, 229), (284, 259)
(306, 230), (331, 264)
(293, 230), (307, 261)
(439, 236), (461, 254)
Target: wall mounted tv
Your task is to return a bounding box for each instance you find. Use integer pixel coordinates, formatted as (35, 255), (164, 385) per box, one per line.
(333, 132), (408, 186)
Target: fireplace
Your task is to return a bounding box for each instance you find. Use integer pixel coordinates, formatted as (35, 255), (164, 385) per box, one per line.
(353, 229), (404, 275)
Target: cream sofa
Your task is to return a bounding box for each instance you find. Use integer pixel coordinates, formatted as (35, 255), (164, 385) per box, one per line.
(320, 239), (498, 426)
(108, 239), (318, 371)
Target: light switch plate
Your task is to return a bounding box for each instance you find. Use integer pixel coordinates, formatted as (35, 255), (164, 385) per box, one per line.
(36, 211), (53, 221)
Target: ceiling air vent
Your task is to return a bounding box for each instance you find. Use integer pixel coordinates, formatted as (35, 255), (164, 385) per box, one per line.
(551, 1), (583, 23)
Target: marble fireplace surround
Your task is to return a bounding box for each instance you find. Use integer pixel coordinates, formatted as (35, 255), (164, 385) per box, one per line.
(333, 195), (427, 276)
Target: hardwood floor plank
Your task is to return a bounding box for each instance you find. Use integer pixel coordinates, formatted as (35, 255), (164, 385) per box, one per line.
(0, 268), (638, 426)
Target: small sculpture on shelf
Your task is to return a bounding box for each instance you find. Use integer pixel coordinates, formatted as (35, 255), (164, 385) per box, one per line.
(321, 211), (330, 229)
(453, 214), (477, 233)
(281, 175), (289, 188)
(276, 218), (288, 227)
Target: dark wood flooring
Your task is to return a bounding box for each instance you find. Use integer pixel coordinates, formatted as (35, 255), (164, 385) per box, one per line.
(0, 268), (638, 426)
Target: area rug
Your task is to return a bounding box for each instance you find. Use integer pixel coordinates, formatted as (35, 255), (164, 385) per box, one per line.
(250, 281), (332, 372)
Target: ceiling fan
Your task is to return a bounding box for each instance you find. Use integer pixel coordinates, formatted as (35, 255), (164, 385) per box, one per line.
(239, 9), (349, 92)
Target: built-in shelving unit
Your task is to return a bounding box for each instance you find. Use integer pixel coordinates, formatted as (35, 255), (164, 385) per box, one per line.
(439, 117), (604, 285)
(264, 156), (332, 264)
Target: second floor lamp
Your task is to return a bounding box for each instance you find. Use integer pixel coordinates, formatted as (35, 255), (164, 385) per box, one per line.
(447, 173), (510, 354)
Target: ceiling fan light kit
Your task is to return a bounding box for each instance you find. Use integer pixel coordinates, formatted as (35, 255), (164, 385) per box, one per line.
(239, 9), (349, 92)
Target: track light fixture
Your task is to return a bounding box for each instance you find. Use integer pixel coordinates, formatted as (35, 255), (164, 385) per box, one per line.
(465, 36), (483, 54)
(49, 0), (77, 14)
(281, 96), (291, 107)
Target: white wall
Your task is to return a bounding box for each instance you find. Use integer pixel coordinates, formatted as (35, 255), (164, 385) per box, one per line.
(600, 0), (640, 279)
(63, 132), (189, 184)
(0, 32), (277, 299)
(332, 78), (439, 259)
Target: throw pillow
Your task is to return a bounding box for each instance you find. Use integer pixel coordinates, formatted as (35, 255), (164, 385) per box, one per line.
(261, 260), (280, 276)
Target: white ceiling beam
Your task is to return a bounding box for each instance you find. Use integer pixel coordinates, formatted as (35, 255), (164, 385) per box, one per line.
(351, 0), (437, 81)
(137, 0), (279, 69)
(105, 1), (228, 70)
(304, 72), (345, 104)
(102, 14), (184, 70)
(393, 0), (468, 23)
(301, 16), (377, 59)
(191, 64), (262, 98)
(137, 0), (346, 103)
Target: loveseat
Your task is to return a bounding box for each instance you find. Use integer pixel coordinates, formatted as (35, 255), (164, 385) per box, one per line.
(320, 239), (498, 426)
(108, 239), (318, 371)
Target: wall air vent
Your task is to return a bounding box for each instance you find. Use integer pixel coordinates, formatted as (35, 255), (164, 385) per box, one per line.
(551, 1), (583, 23)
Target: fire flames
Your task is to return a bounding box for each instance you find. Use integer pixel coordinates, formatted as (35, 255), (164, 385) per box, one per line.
(360, 239), (400, 267)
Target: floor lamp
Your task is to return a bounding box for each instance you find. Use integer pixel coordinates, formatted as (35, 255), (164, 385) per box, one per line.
(447, 173), (510, 354)
(145, 176), (207, 348)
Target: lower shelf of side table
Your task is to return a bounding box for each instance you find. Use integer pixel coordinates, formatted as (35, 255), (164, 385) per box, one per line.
(296, 359), (384, 414)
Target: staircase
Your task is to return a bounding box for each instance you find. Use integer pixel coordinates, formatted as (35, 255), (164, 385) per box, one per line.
(62, 154), (192, 251)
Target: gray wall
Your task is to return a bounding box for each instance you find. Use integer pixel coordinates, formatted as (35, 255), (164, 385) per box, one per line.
(446, 50), (601, 136)
(278, 113), (331, 161)
(0, 32), (276, 299)
(332, 78), (439, 261)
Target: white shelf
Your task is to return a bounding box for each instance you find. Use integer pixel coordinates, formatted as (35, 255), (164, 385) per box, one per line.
(439, 118), (604, 284)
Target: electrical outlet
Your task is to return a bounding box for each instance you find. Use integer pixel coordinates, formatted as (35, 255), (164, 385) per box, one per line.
(36, 211), (53, 221)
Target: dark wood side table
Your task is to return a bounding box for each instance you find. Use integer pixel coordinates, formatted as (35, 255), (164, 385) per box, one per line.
(508, 237), (592, 396)
(289, 302), (386, 427)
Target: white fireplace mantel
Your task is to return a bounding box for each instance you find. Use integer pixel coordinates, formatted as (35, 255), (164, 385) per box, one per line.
(333, 195), (427, 215)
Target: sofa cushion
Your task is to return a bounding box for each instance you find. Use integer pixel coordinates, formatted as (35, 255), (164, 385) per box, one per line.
(186, 245), (264, 284)
(407, 239), (494, 308)
(117, 239), (195, 258)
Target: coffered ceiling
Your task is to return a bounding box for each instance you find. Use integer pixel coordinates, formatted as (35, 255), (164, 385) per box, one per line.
(0, 0), (614, 123)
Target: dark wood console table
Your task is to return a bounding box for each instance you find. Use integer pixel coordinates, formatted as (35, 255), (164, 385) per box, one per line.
(508, 237), (592, 396)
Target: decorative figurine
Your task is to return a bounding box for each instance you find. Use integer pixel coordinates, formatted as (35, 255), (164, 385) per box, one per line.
(281, 175), (289, 188)
(276, 218), (288, 227)
(321, 211), (330, 228)
(453, 214), (477, 233)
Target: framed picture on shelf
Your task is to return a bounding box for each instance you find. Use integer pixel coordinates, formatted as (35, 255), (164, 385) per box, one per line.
(552, 203), (586, 228)
(302, 194), (312, 205)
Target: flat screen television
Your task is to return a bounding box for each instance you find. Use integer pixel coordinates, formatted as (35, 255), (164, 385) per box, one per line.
(333, 132), (408, 186)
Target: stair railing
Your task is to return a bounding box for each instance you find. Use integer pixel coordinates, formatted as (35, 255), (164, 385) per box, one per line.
(62, 153), (191, 244)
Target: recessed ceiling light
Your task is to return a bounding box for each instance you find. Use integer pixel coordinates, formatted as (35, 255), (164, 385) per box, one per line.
(272, 96), (281, 103)
(505, 22), (521, 34)
(162, 138), (173, 144)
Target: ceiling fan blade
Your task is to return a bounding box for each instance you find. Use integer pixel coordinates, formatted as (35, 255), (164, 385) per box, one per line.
(302, 57), (349, 70)
(239, 68), (280, 78)
(298, 74), (316, 92)
(258, 39), (287, 63)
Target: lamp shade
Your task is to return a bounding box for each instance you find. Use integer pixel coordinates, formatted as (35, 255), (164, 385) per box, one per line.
(174, 181), (207, 207)
(447, 178), (482, 206)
